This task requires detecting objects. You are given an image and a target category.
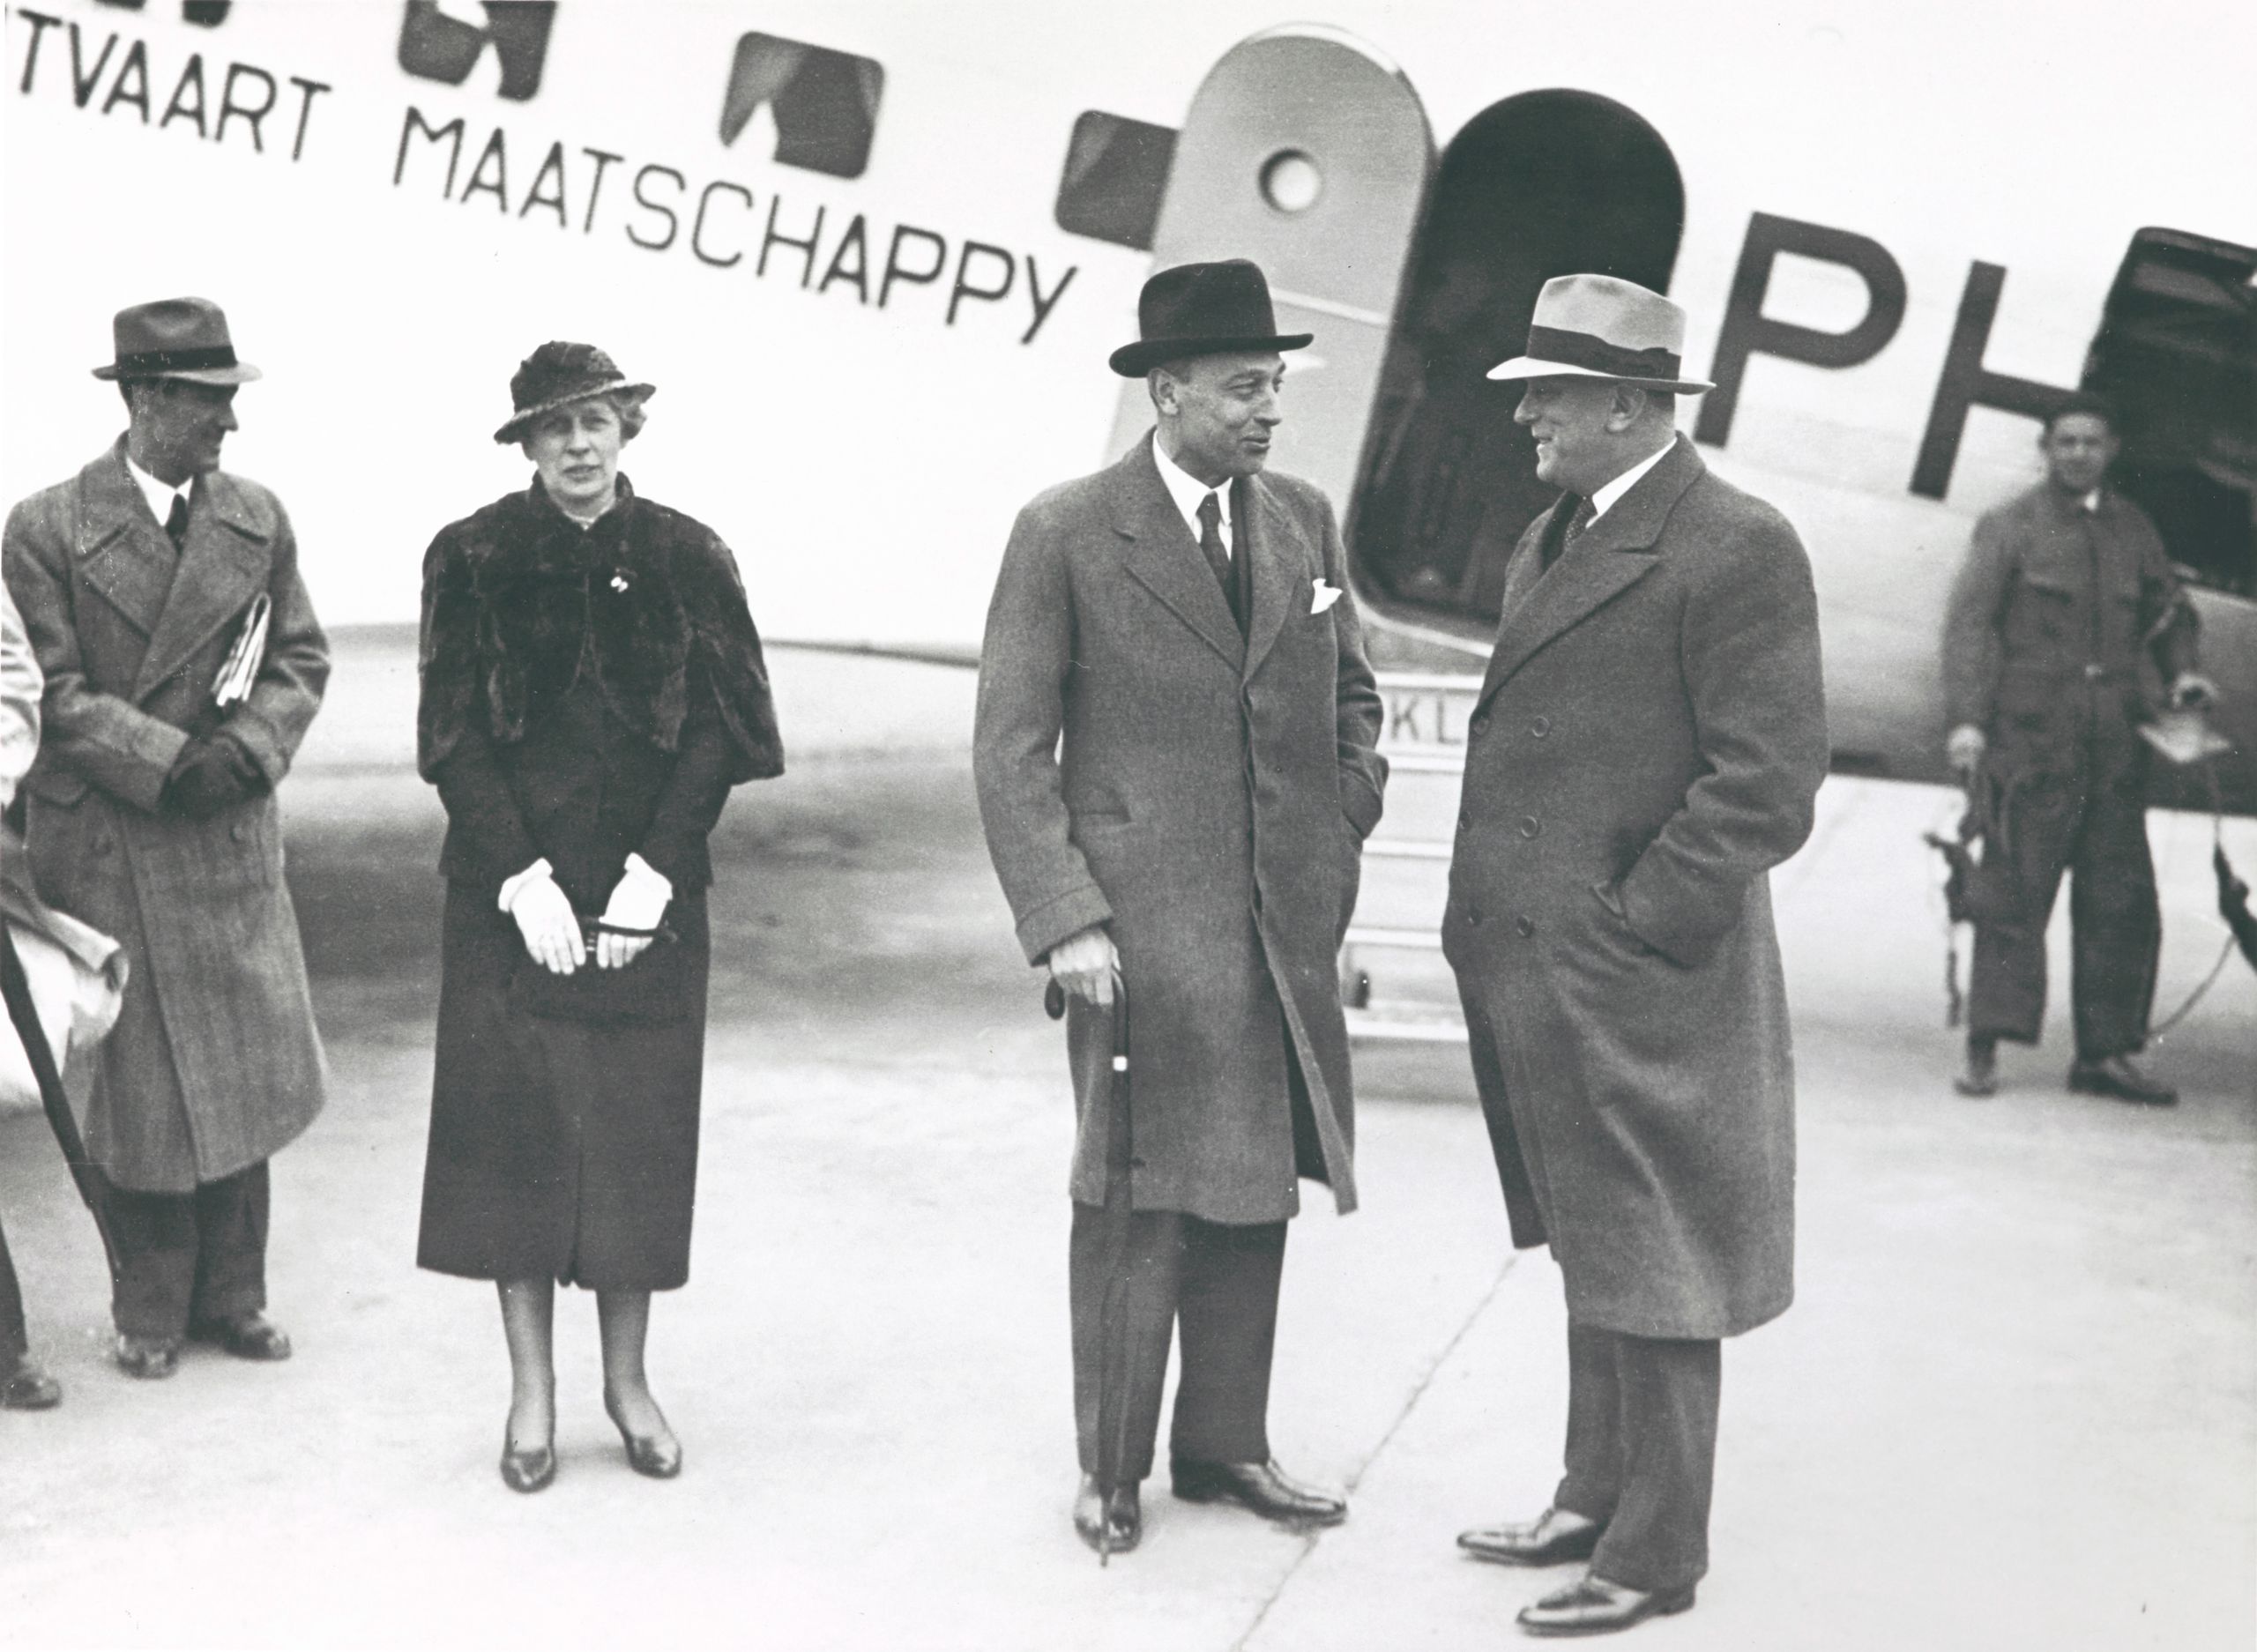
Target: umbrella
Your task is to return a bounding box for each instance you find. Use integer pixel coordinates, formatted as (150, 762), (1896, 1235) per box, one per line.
(1047, 972), (1135, 1566)
(0, 924), (117, 1270)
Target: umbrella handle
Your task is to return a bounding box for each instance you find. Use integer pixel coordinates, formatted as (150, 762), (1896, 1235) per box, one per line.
(1042, 971), (1128, 1063)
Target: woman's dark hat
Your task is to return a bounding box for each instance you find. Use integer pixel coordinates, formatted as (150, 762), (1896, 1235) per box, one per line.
(494, 341), (656, 443)
(1108, 259), (1314, 378)
(92, 297), (261, 384)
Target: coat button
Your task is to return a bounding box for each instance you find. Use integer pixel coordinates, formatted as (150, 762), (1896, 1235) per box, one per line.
(230, 822), (249, 842)
(1531, 716), (1552, 738)
(1464, 908), (1483, 927)
(1519, 816), (1540, 838)
(1470, 711), (1489, 736)
(1514, 915), (1536, 938)
(1457, 812), (1471, 834)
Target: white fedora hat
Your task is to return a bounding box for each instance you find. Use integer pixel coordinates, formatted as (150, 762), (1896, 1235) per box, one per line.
(1486, 273), (1713, 395)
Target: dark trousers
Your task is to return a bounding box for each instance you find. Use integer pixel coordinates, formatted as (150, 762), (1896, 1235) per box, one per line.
(94, 1160), (269, 1340)
(1553, 1322), (1723, 1594)
(0, 1205), (26, 1366)
(1069, 1199), (1285, 1481)
(1970, 755), (2160, 1059)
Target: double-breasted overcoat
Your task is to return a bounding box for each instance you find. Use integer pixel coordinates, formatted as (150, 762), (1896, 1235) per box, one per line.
(4, 441), (329, 1193)
(975, 437), (1387, 1225)
(1443, 437), (1828, 1340)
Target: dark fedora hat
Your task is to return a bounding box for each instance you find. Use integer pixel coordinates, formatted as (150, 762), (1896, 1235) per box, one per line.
(1108, 259), (1314, 378)
(91, 297), (261, 384)
(493, 341), (656, 443)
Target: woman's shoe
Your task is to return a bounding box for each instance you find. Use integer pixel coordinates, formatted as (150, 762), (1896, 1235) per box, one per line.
(499, 1426), (557, 1493)
(603, 1393), (682, 1480)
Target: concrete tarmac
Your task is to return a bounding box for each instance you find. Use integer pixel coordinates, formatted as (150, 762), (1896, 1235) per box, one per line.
(2, 643), (2252, 1650)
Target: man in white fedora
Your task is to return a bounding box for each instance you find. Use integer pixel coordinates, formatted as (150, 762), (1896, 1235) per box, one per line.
(4, 298), (329, 1380)
(1441, 275), (1828, 1635)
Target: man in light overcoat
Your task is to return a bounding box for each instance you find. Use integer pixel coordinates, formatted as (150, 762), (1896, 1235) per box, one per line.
(975, 259), (1386, 1554)
(4, 298), (328, 1380)
(1443, 276), (1828, 1636)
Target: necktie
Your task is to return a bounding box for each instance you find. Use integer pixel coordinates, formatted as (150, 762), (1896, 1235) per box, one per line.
(1544, 495), (1595, 572)
(164, 492), (190, 551)
(1196, 491), (1244, 633)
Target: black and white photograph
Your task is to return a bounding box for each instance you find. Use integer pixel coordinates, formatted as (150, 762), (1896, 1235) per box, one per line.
(2, 2), (2251, 1647)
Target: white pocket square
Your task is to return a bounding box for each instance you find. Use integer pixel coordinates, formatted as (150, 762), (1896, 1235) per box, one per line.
(1310, 580), (1344, 614)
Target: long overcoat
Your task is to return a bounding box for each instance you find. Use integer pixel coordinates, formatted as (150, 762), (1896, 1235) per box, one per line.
(4, 442), (329, 1193)
(413, 479), (784, 1291)
(1443, 437), (1827, 1340)
(975, 437), (1387, 1226)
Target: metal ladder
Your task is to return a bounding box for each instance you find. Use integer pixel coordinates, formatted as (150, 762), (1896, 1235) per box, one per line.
(1342, 671), (1481, 1042)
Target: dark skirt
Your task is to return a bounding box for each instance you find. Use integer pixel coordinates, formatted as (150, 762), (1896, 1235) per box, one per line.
(417, 881), (710, 1291)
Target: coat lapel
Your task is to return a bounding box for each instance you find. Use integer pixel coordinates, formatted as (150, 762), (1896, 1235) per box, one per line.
(74, 443), (178, 642)
(132, 470), (272, 703)
(1110, 435), (1244, 672)
(1474, 436), (1705, 713)
(1238, 473), (1304, 681)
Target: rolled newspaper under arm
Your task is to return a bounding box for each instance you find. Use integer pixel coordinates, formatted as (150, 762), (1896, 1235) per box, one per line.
(212, 592), (271, 710)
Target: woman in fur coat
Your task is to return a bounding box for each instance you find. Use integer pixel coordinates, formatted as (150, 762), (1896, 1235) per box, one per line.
(414, 343), (783, 1493)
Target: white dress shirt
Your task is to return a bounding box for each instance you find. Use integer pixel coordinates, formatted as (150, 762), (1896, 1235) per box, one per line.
(125, 450), (191, 532)
(1587, 439), (1674, 525)
(1151, 432), (1235, 555)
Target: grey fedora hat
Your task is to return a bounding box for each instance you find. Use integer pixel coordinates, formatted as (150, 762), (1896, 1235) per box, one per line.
(92, 297), (262, 385)
(1486, 274), (1714, 395)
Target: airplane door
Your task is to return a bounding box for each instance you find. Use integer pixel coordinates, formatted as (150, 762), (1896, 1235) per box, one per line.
(1104, 26), (1434, 506)
(1350, 93), (1684, 633)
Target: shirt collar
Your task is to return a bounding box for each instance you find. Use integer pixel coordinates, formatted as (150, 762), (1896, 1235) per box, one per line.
(123, 450), (190, 528)
(1151, 430), (1233, 544)
(1588, 439), (1674, 524)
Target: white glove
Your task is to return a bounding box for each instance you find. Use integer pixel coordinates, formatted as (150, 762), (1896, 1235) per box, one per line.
(2171, 672), (2219, 711)
(1945, 725), (1986, 783)
(507, 868), (584, 976)
(596, 855), (672, 971)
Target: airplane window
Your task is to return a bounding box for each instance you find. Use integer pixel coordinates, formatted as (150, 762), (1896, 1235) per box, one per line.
(1055, 111), (1178, 251)
(718, 33), (884, 179)
(1346, 93), (1683, 632)
(2084, 228), (2256, 599)
(1260, 151), (1323, 215)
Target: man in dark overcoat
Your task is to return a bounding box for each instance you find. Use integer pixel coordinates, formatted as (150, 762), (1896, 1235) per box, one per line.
(4, 299), (328, 1380)
(1940, 393), (2210, 1105)
(1442, 275), (1829, 1636)
(975, 259), (1387, 1554)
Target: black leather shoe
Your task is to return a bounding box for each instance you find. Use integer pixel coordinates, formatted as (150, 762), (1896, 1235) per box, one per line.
(1073, 1475), (1142, 1555)
(1170, 1458), (1346, 1528)
(1517, 1573), (1696, 1637)
(1458, 1507), (1604, 1566)
(603, 1392), (682, 1480)
(3, 1357), (63, 1410)
(1954, 1035), (1999, 1098)
(113, 1333), (181, 1380)
(2068, 1054), (2177, 1106)
(499, 1438), (557, 1494)
(188, 1313), (293, 1361)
